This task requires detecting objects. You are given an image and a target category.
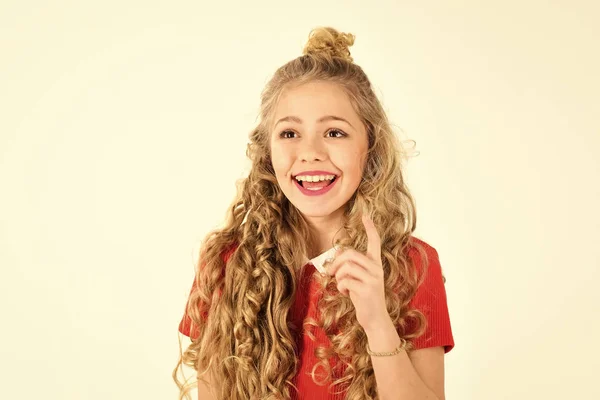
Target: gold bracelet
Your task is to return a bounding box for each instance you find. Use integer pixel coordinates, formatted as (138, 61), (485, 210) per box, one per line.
(366, 338), (407, 357)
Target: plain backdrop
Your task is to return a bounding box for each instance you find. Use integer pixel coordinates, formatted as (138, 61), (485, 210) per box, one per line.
(1, 1), (598, 399)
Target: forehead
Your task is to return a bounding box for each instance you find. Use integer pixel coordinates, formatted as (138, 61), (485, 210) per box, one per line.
(273, 81), (361, 123)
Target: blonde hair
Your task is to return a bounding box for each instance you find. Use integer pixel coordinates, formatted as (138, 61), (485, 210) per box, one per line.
(173, 26), (428, 399)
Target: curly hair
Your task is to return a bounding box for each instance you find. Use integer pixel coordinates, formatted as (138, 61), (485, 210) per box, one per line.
(173, 26), (429, 400)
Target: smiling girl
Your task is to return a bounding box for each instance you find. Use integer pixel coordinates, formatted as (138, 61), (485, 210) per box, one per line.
(174, 27), (454, 400)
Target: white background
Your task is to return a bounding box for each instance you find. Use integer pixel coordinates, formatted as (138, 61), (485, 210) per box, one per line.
(1, 1), (598, 399)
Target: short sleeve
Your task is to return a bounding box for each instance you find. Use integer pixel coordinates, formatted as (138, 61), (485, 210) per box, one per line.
(407, 240), (455, 353)
(178, 242), (237, 341)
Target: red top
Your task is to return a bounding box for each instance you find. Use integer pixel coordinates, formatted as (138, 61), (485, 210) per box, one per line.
(179, 238), (454, 399)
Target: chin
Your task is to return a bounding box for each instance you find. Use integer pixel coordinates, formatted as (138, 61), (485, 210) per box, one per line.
(297, 209), (334, 218)
(293, 201), (347, 220)
(280, 183), (353, 219)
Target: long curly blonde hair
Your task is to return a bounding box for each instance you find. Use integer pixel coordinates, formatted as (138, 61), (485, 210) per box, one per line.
(173, 26), (429, 400)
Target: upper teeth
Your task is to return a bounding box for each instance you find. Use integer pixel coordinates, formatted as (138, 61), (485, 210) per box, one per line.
(295, 174), (336, 182)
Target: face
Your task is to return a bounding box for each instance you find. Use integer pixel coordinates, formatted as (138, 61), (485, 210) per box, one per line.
(269, 80), (369, 224)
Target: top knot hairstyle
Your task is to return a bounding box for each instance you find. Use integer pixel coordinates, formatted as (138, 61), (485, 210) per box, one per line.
(302, 27), (355, 63)
(174, 27), (429, 400)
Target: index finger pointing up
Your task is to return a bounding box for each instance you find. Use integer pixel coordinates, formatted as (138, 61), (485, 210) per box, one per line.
(361, 214), (381, 263)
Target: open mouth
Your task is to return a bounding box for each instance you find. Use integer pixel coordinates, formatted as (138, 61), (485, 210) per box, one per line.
(292, 174), (339, 196)
(296, 176), (337, 189)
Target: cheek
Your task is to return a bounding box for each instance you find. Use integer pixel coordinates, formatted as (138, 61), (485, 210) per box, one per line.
(359, 151), (368, 173)
(269, 144), (289, 177)
(355, 145), (369, 174)
(334, 148), (366, 177)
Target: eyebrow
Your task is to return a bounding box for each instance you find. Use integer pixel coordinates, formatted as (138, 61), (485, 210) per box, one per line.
(274, 115), (355, 130)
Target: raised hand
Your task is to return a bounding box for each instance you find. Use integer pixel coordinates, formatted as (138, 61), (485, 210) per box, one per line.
(326, 214), (392, 332)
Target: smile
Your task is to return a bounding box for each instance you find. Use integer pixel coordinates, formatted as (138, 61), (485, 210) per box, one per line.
(293, 175), (338, 196)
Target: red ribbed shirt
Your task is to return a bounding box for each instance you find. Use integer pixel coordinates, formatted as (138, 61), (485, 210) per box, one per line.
(179, 237), (454, 399)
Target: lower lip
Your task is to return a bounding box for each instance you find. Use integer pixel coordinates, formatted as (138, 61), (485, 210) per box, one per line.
(293, 177), (338, 196)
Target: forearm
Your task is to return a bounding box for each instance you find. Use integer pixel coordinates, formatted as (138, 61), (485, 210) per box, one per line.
(365, 320), (440, 400)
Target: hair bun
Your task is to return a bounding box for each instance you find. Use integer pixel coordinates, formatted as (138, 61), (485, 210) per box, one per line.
(302, 27), (355, 63)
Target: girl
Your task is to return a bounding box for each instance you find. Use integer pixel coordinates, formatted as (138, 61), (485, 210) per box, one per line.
(173, 27), (454, 400)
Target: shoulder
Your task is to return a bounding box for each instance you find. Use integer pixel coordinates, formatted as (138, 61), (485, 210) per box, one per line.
(223, 242), (238, 263)
(405, 235), (447, 306)
(407, 235), (436, 252)
(406, 236), (441, 275)
(203, 241), (238, 273)
(407, 236), (438, 255)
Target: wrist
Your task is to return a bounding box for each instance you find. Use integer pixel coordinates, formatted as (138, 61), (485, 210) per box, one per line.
(364, 316), (396, 339)
(365, 319), (403, 354)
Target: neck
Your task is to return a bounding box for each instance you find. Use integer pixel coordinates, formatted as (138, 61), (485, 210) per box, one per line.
(304, 208), (346, 259)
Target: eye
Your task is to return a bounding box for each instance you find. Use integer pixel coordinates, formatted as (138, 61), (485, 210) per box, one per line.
(327, 129), (347, 138)
(278, 129), (347, 139)
(279, 130), (297, 139)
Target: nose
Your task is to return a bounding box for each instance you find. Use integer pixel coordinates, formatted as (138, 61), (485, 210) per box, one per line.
(298, 135), (327, 162)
